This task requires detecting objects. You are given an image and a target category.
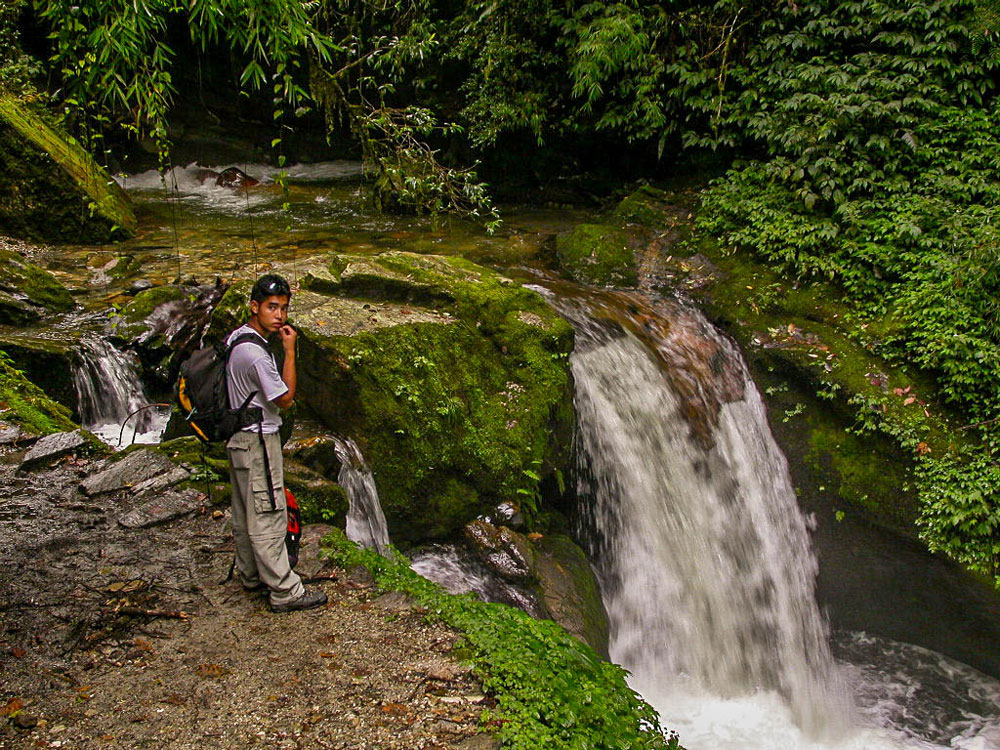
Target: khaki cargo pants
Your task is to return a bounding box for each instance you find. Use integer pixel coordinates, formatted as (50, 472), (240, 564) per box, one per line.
(227, 430), (304, 606)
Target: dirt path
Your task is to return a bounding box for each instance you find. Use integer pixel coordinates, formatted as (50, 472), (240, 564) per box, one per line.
(0, 444), (494, 749)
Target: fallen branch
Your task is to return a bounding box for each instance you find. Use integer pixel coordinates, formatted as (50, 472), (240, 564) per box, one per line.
(116, 607), (189, 620)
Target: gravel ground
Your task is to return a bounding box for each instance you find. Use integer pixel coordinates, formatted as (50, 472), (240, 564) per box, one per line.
(0, 443), (496, 749)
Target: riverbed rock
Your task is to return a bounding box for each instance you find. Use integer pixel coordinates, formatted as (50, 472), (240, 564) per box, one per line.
(117, 488), (202, 529)
(531, 534), (610, 658)
(80, 448), (185, 496)
(20, 429), (86, 469)
(556, 223), (638, 287)
(0, 248), (74, 324)
(464, 519), (536, 581)
(0, 91), (135, 243)
(206, 251), (574, 542)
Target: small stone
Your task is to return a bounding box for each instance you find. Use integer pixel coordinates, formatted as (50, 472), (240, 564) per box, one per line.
(13, 712), (38, 730)
(128, 279), (154, 295)
(0, 421), (22, 445)
(373, 591), (417, 611)
(345, 564), (374, 587)
(456, 736), (501, 750)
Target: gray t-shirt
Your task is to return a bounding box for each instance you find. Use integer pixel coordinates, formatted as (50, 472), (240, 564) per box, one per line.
(225, 324), (287, 434)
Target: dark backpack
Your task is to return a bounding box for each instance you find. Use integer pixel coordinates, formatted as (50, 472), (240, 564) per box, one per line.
(177, 332), (268, 444)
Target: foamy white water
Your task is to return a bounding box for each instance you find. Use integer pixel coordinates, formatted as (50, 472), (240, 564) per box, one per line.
(114, 161), (364, 215)
(73, 336), (167, 449)
(547, 291), (1000, 750)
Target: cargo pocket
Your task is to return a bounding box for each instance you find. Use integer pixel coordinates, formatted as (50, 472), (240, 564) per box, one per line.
(250, 440), (284, 514)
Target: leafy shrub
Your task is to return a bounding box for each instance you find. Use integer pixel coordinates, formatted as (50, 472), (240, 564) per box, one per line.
(697, 0), (1000, 583)
(321, 529), (677, 750)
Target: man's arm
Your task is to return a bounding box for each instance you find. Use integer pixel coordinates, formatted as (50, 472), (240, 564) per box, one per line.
(273, 325), (297, 409)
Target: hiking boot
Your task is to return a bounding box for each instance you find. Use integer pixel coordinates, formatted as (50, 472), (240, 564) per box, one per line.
(270, 589), (328, 614)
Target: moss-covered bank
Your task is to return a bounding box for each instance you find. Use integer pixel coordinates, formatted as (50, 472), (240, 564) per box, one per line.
(205, 252), (574, 542)
(0, 350), (77, 436)
(321, 530), (677, 750)
(0, 90), (135, 243)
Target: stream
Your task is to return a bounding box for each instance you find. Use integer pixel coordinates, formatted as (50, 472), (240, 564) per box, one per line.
(39, 162), (1000, 749)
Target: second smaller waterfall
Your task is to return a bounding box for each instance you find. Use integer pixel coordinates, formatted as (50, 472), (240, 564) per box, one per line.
(334, 436), (391, 556)
(72, 336), (167, 448)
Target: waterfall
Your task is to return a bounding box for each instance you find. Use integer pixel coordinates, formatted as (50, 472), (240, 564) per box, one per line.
(549, 291), (855, 741)
(72, 336), (165, 447)
(334, 436), (391, 556)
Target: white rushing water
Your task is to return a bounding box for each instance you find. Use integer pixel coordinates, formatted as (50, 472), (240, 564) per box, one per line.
(334, 436), (391, 556)
(115, 161), (364, 214)
(410, 544), (542, 616)
(72, 337), (168, 448)
(554, 294), (1000, 750)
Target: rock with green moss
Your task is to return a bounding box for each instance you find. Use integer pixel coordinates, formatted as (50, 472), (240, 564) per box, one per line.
(0, 351), (77, 436)
(111, 285), (190, 340)
(0, 92), (135, 243)
(206, 252), (574, 542)
(614, 185), (676, 227)
(284, 458), (349, 525)
(556, 223), (638, 287)
(0, 248), (74, 323)
(532, 534), (610, 659)
(0, 329), (81, 411)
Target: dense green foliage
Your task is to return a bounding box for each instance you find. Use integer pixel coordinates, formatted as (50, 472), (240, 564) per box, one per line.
(693, 0), (1000, 583)
(35, 0), (334, 155)
(321, 529), (677, 750)
(9, 0), (1000, 580)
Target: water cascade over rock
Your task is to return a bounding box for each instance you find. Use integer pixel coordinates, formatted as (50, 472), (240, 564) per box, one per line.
(334, 436), (391, 556)
(551, 289), (854, 739)
(72, 336), (166, 447)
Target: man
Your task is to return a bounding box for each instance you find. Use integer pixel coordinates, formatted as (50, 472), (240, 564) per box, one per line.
(225, 273), (327, 613)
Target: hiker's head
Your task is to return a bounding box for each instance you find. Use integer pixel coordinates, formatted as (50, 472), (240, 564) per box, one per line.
(249, 274), (291, 333)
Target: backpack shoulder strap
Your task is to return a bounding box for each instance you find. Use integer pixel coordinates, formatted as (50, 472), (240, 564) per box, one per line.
(225, 331), (269, 361)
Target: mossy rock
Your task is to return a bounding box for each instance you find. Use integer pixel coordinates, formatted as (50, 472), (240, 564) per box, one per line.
(532, 533), (610, 659)
(614, 185), (675, 227)
(0, 91), (135, 243)
(111, 285), (189, 340)
(0, 248), (74, 322)
(284, 459), (349, 526)
(288, 251), (575, 542)
(204, 281), (250, 343)
(555, 223), (638, 287)
(0, 330), (81, 412)
(0, 351), (77, 436)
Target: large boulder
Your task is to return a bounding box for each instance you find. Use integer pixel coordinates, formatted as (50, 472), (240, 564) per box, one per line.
(0, 92), (135, 243)
(110, 282), (225, 389)
(207, 252), (574, 542)
(464, 519), (610, 657)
